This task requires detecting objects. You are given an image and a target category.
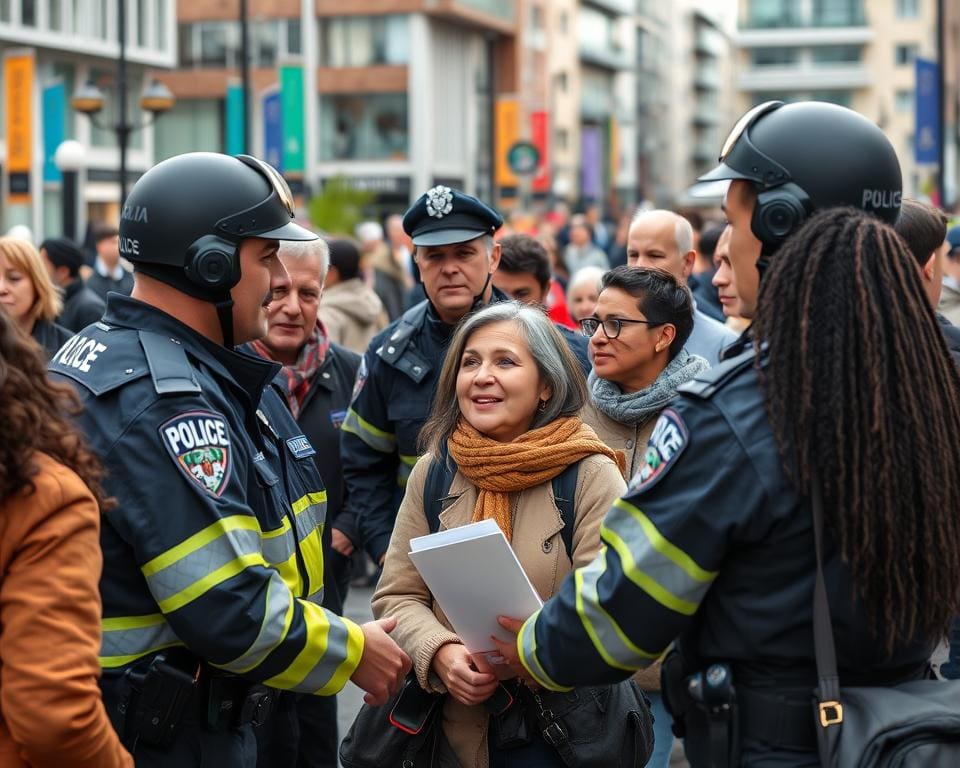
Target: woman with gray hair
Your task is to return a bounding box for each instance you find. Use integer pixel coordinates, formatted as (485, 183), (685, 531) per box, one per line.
(372, 301), (628, 767)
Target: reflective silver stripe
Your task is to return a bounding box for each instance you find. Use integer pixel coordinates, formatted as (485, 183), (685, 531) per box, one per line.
(295, 608), (354, 693)
(145, 526), (263, 606)
(101, 617), (181, 666)
(604, 500), (717, 615)
(225, 571), (294, 673)
(261, 526), (296, 565)
(293, 500), (325, 541)
(342, 409), (395, 454)
(575, 558), (659, 670)
(518, 610), (570, 692)
(306, 586), (325, 606)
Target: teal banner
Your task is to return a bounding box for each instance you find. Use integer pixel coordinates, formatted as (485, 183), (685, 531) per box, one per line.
(225, 81), (245, 155)
(279, 65), (304, 173)
(43, 80), (65, 183)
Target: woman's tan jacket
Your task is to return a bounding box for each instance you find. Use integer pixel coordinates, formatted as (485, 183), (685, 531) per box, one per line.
(372, 452), (626, 768)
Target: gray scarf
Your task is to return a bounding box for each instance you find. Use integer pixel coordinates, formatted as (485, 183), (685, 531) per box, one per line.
(588, 350), (709, 425)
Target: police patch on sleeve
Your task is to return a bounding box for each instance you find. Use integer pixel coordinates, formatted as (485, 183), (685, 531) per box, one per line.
(628, 407), (689, 494)
(160, 410), (232, 496)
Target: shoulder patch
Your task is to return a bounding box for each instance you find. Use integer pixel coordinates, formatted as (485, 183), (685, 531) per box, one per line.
(627, 407), (689, 494)
(286, 434), (317, 460)
(160, 411), (232, 496)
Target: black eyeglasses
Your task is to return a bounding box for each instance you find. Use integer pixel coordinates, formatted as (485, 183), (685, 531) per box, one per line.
(580, 316), (660, 340)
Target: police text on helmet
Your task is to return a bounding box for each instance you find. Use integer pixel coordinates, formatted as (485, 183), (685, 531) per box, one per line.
(119, 237), (140, 257)
(861, 189), (902, 210)
(121, 204), (148, 223)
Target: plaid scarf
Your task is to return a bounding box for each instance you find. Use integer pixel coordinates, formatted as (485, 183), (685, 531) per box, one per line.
(251, 322), (330, 418)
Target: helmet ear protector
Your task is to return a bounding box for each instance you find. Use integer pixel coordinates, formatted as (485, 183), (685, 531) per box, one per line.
(751, 182), (811, 250)
(184, 235), (241, 291)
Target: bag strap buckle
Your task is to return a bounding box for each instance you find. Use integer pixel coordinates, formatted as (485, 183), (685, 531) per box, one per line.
(541, 721), (567, 747)
(818, 700), (843, 727)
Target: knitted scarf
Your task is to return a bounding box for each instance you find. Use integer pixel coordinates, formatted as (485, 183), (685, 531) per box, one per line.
(250, 322), (330, 418)
(588, 349), (709, 426)
(447, 416), (626, 541)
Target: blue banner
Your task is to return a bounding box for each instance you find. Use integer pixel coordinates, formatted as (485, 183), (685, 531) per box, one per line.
(915, 57), (940, 165)
(42, 80), (65, 183)
(263, 89), (282, 171)
(225, 81), (245, 155)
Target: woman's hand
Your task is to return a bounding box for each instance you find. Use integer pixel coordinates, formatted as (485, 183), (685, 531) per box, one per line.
(490, 616), (536, 683)
(431, 643), (498, 706)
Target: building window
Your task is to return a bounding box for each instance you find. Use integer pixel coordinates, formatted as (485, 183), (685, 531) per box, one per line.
(137, 0), (149, 46)
(812, 45), (862, 64)
(531, 4), (544, 31)
(579, 6), (617, 54)
(895, 0), (919, 18)
(895, 43), (918, 66)
(154, 98), (223, 161)
(319, 93), (408, 161)
(812, 0), (864, 27)
(22, 0), (37, 25)
(895, 89), (913, 112)
(750, 47), (800, 66)
(556, 71), (568, 92)
(747, 0), (801, 28)
(198, 23), (229, 67)
(555, 128), (568, 151)
(49, 0), (62, 30)
(809, 90), (852, 107)
(287, 18), (301, 54)
(321, 15), (409, 67)
(0, 0), (10, 22)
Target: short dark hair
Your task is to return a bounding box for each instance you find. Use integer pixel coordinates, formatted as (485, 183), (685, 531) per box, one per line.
(93, 224), (119, 243)
(600, 265), (694, 359)
(326, 238), (361, 281)
(698, 222), (727, 259)
(893, 198), (947, 268)
(39, 237), (84, 278)
(497, 234), (551, 289)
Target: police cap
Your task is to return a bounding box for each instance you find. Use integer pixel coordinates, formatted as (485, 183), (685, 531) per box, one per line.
(700, 101), (902, 226)
(403, 186), (503, 247)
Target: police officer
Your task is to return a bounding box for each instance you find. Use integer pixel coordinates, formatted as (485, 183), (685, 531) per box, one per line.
(340, 186), (507, 564)
(491, 102), (960, 766)
(49, 152), (410, 766)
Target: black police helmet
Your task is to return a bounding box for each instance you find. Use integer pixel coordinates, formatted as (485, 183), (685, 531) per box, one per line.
(119, 152), (315, 294)
(699, 101), (902, 250)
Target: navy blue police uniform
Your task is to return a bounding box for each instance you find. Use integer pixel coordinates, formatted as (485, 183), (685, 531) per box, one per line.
(49, 296), (364, 763)
(517, 350), (935, 767)
(340, 186), (505, 562)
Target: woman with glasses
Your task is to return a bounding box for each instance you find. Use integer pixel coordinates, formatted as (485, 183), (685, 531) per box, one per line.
(580, 265), (708, 768)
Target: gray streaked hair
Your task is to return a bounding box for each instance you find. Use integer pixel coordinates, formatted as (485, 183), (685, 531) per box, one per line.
(278, 237), (330, 282)
(419, 300), (587, 457)
(629, 209), (694, 256)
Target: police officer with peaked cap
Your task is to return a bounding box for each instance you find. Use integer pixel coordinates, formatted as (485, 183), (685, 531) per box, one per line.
(340, 186), (509, 565)
(49, 152), (410, 766)
(491, 102), (941, 766)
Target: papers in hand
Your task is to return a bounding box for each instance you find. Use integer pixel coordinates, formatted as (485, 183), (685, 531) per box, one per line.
(408, 518), (543, 654)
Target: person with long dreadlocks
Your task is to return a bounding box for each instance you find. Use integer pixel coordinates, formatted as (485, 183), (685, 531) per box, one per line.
(490, 101), (960, 767)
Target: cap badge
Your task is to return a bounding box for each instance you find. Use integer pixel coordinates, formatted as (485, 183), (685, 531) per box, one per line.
(426, 186), (454, 219)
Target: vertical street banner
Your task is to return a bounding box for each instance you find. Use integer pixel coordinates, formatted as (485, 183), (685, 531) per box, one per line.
(5, 51), (34, 204)
(531, 110), (550, 194)
(263, 89), (283, 171)
(495, 97), (520, 193)
(609, 116), (620, 187)
(279, 64), (305, 174)
(225, 80), (245, 156)
(914, 57), (940, 166)
(43, 80), (66, 184)
(581, 125), (603, 201)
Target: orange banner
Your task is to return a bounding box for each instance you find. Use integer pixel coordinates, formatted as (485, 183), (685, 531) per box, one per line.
(495, 98), (520, 189)
(5, 51), (33, 204)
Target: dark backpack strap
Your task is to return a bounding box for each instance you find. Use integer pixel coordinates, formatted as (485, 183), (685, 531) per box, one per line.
(552, 461), (580, 561)
(424, 445), (455, 535)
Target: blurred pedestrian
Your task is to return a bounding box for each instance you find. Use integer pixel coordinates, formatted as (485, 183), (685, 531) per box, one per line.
(38, 237), (105, 332)
(711, 225), (752, 334)
(85, 225), (133, 301)
(0, 309), (131, 768)
(940, 224), (960, 324)
(626, 209), (736, 363)
(372, 214), (414, 320)
(563, 215), (609, 273)
(372, 301), (627, 768)
(565, 266), (605, 324)
(688, 221), (725, 322)
(0, 237), (71, 359)
(341, 186), (508, 568)
(319, 237), (388, 354)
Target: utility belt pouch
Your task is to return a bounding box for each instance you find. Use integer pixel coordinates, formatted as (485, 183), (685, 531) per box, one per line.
(660, 646), (691, 738)
(122, 652), (200, 748)
(490, 683), (531, 750)
(205, 671), (276, 731)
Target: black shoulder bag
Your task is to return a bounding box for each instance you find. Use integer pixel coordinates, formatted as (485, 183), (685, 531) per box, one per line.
(811, 477), (960, 767)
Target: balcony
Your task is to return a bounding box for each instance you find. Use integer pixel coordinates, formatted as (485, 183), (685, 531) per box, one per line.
(451, 0), (517, 26)
(692, 105), (720, 126)
(694, 26), (725, 57)
(741, 10), (866, 30)
(738, 62), (871, 91)
(737, 25), (872, 48)
(694, 65), (721, 90)
(579, 43), (633, 70)
(582, 0), (633, 15)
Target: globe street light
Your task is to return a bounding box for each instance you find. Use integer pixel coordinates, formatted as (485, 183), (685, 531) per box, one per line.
(53, 139), (86, 241)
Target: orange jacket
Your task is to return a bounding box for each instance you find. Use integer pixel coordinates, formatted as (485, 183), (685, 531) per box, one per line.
(0, 452), (131, 768)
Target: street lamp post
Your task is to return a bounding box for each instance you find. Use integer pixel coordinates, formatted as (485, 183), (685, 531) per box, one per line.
(53, 140), (86, 241)
(71, 4), (175, 209)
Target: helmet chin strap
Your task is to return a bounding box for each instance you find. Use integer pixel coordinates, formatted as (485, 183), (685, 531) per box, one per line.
(471, 271), (493, 313)
(215, 294), (235, 348)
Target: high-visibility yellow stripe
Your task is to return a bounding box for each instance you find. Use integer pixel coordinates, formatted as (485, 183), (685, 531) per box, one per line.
(312, 617), (365, 695)
(517, 611), (573, 692)
(342, 409), (396, 453)
(102, 613), (166, 631)
(156, 552), (267, 613)
(293, 490), (327, 517)
(264, 604), (331, 690)
(261, 518), (291, 539)
(399, 454), (417, 466)
(100, 641), (184, 669)
(142, 515), (261, 577)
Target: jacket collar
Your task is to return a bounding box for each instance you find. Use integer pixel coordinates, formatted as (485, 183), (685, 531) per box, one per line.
(103, 294), (280, 405)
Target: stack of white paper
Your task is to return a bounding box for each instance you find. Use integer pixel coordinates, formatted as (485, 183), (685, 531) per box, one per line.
(408, 518), (543, 654)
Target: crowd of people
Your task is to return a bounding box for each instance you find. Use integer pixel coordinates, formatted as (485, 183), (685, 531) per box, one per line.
(0, 99), (959, 768)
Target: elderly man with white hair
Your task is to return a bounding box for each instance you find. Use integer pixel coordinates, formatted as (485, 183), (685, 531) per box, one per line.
(626, 208), (736, 364)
